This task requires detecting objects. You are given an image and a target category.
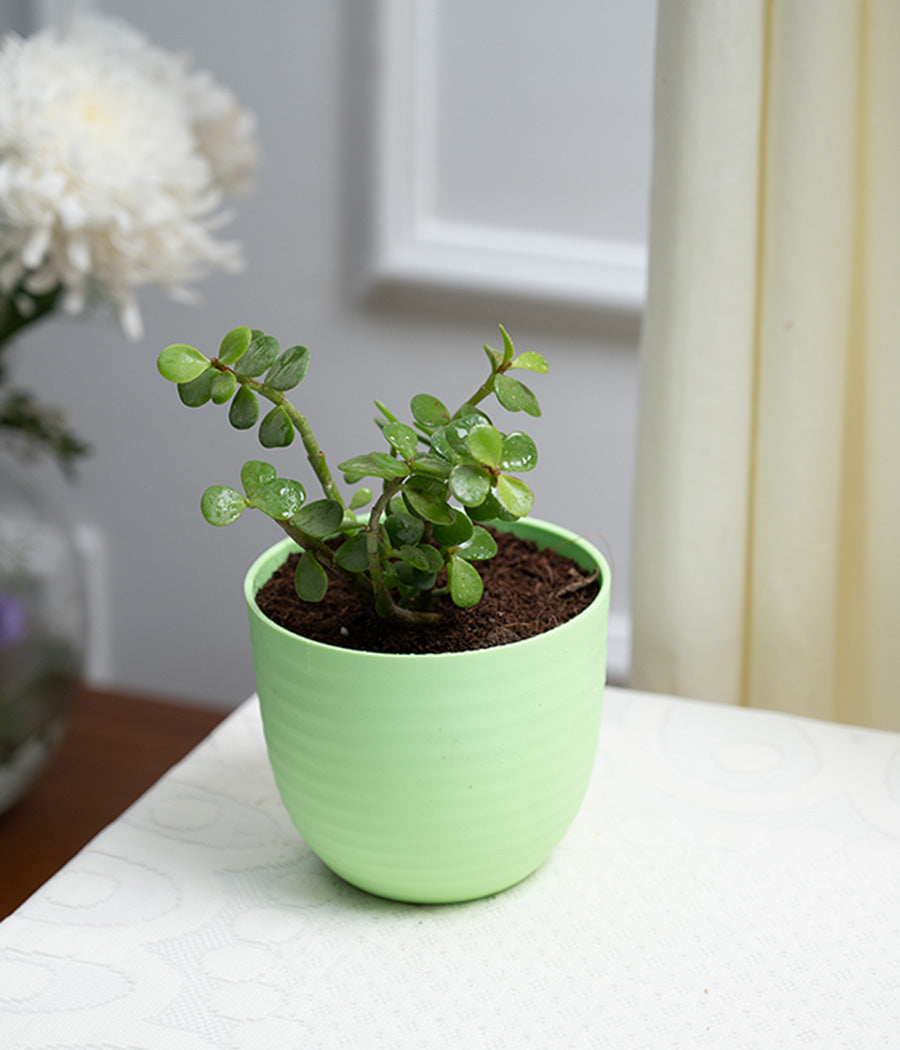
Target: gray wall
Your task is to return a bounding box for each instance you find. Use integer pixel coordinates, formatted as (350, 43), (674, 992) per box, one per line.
(5, 1), (652, 708)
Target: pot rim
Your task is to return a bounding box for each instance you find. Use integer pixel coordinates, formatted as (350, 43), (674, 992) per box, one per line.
(244, 515), (610, 661)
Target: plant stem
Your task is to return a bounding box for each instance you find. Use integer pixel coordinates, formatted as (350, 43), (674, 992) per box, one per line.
(211, 361), (346, 510)
(365, 479), (440, 626)
(274, 518), (373, 598)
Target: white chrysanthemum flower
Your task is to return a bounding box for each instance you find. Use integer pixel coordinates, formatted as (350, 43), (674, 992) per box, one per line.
(0, 14), (260, 340)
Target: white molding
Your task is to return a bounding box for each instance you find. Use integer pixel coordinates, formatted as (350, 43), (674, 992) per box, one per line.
(365, 0), (647, 320)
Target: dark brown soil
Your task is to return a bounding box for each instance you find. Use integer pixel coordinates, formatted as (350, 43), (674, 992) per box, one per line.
(255, 529), (600, 654)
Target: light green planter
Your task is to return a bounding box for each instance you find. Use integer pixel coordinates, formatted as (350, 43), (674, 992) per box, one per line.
(245, 517), (610, 903)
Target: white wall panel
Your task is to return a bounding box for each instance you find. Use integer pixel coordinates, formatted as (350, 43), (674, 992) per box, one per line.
(366, 0), (654, 321)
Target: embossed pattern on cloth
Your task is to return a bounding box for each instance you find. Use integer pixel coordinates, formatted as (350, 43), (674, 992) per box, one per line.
(1, 689), (899, 1049)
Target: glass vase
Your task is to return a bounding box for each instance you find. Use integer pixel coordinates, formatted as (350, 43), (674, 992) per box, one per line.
(0, 453), (86, 813)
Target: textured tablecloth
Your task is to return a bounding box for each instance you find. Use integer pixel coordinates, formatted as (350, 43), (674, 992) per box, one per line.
(2, 686), (899, 1049)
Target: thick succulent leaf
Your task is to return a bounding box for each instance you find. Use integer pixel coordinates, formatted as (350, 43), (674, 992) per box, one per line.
(333, 532), (370, 572)
(467, 423), (503, 469)
(449, 464), (492, 507)
(384, 511), (424, 547)
(409, 454), (451, 479)
(177, 367), (216, 407)
(428, 427), (458, 461)
(396, 544), (443, 573)
(374, 399), (399, 423)
(495, 474), (534, 517)
(259, 406), (295, 448)
(494, 373), (541, 417)
(295, 551), (328, 602)
(467, 491), (518, 523)
(293, 498), (343, 537)
(402, 477), (454, 524)
(157, 344), (209, 383)
(201, 485), (246, 526)
(499, 324), (516, 365)
(383, 422), (419, 460)
(456, 525), (498, 561)
(431, 511), (474, 548)
(210, 370), (237, 405)
(252, 478), (306, 520)
(349, 487), (373, 510)
(483, 343), (502, 370)
(264, 345), (310, 390)
(499, 431), (538, 472)
(410, 393), (451, 430)
(447, 555), (483, 607)
(240, 459), (277, 498)
(234, 333), (280, 377)
(229, 385), (260, 429)
(510, 350), (549, 374)
(444, 411), (491, 456)
(218, 326), (252, 365)
(394, 562), (438, 591)
(338, 453), (406, 482)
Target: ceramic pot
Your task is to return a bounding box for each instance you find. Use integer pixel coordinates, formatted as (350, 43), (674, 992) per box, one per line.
(245, 517), (610, 903)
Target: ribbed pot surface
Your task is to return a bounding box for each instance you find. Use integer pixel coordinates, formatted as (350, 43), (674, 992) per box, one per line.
(245, 518), (609, 903)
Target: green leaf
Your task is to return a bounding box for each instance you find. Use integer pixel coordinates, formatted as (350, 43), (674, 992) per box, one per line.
(494, 373), (541, 417)
(157, 344), (209, 383)
(447, 555), (483, 608)
(499, 324), (516, 365)
(229, 385), (260, 429)
(384, 511), (424, 547)
(240, 459), (277, 497)
(234, 333), (280, 377)
(218, 326), (252, 365)
(449, 464), (492, 507)
(383, 422), (419, 460)
(374, 399), (399, 423)
(456, 525), (498, 561)
(293, 498), (343, 537)
(252, 478), (306, 520)
(259, 406), (294, 448)
(402, 477), (454, 524)
(467, 423), (503, 468)
(409, 454), (451, 479)
(295, 551), (328, 602)
(483, 343), (502, 370)
(337, 452), (408, 481)
(178, 367), (216, 407)
(210, 370), (237, 405)
(510, 350), (549, 374)
(397, 544), (443, 573)
(468, 491), (518, 523)
(499, 432), (538, 472)
(428, 427), (458, 462)
(410, 393), (451, 430)
(349, 487), (373, 510)
(432, 511), (474, 548)
(264, 345), (310, 390)
(495, 474), (533, 517)
(394, 562), (438, 591)
(370, 451), (410, 477)
(201, 485), (246, 526)
(444, 411), (491, 456)
(333, 532), (370, 572)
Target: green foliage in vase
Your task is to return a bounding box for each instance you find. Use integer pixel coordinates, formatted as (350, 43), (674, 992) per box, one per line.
(157, 325), (548, 625)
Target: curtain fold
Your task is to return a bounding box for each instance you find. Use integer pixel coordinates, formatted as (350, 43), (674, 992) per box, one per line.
(631, 0), (900, 730)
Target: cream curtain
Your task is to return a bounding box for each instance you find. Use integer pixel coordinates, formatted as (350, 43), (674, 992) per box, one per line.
(631, 0), (900, 730)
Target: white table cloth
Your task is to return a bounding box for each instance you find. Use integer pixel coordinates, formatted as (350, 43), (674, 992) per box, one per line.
(2, 686), (899, 1049)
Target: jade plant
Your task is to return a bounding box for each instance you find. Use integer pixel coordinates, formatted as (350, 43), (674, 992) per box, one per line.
(157, 325), (547, 626)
